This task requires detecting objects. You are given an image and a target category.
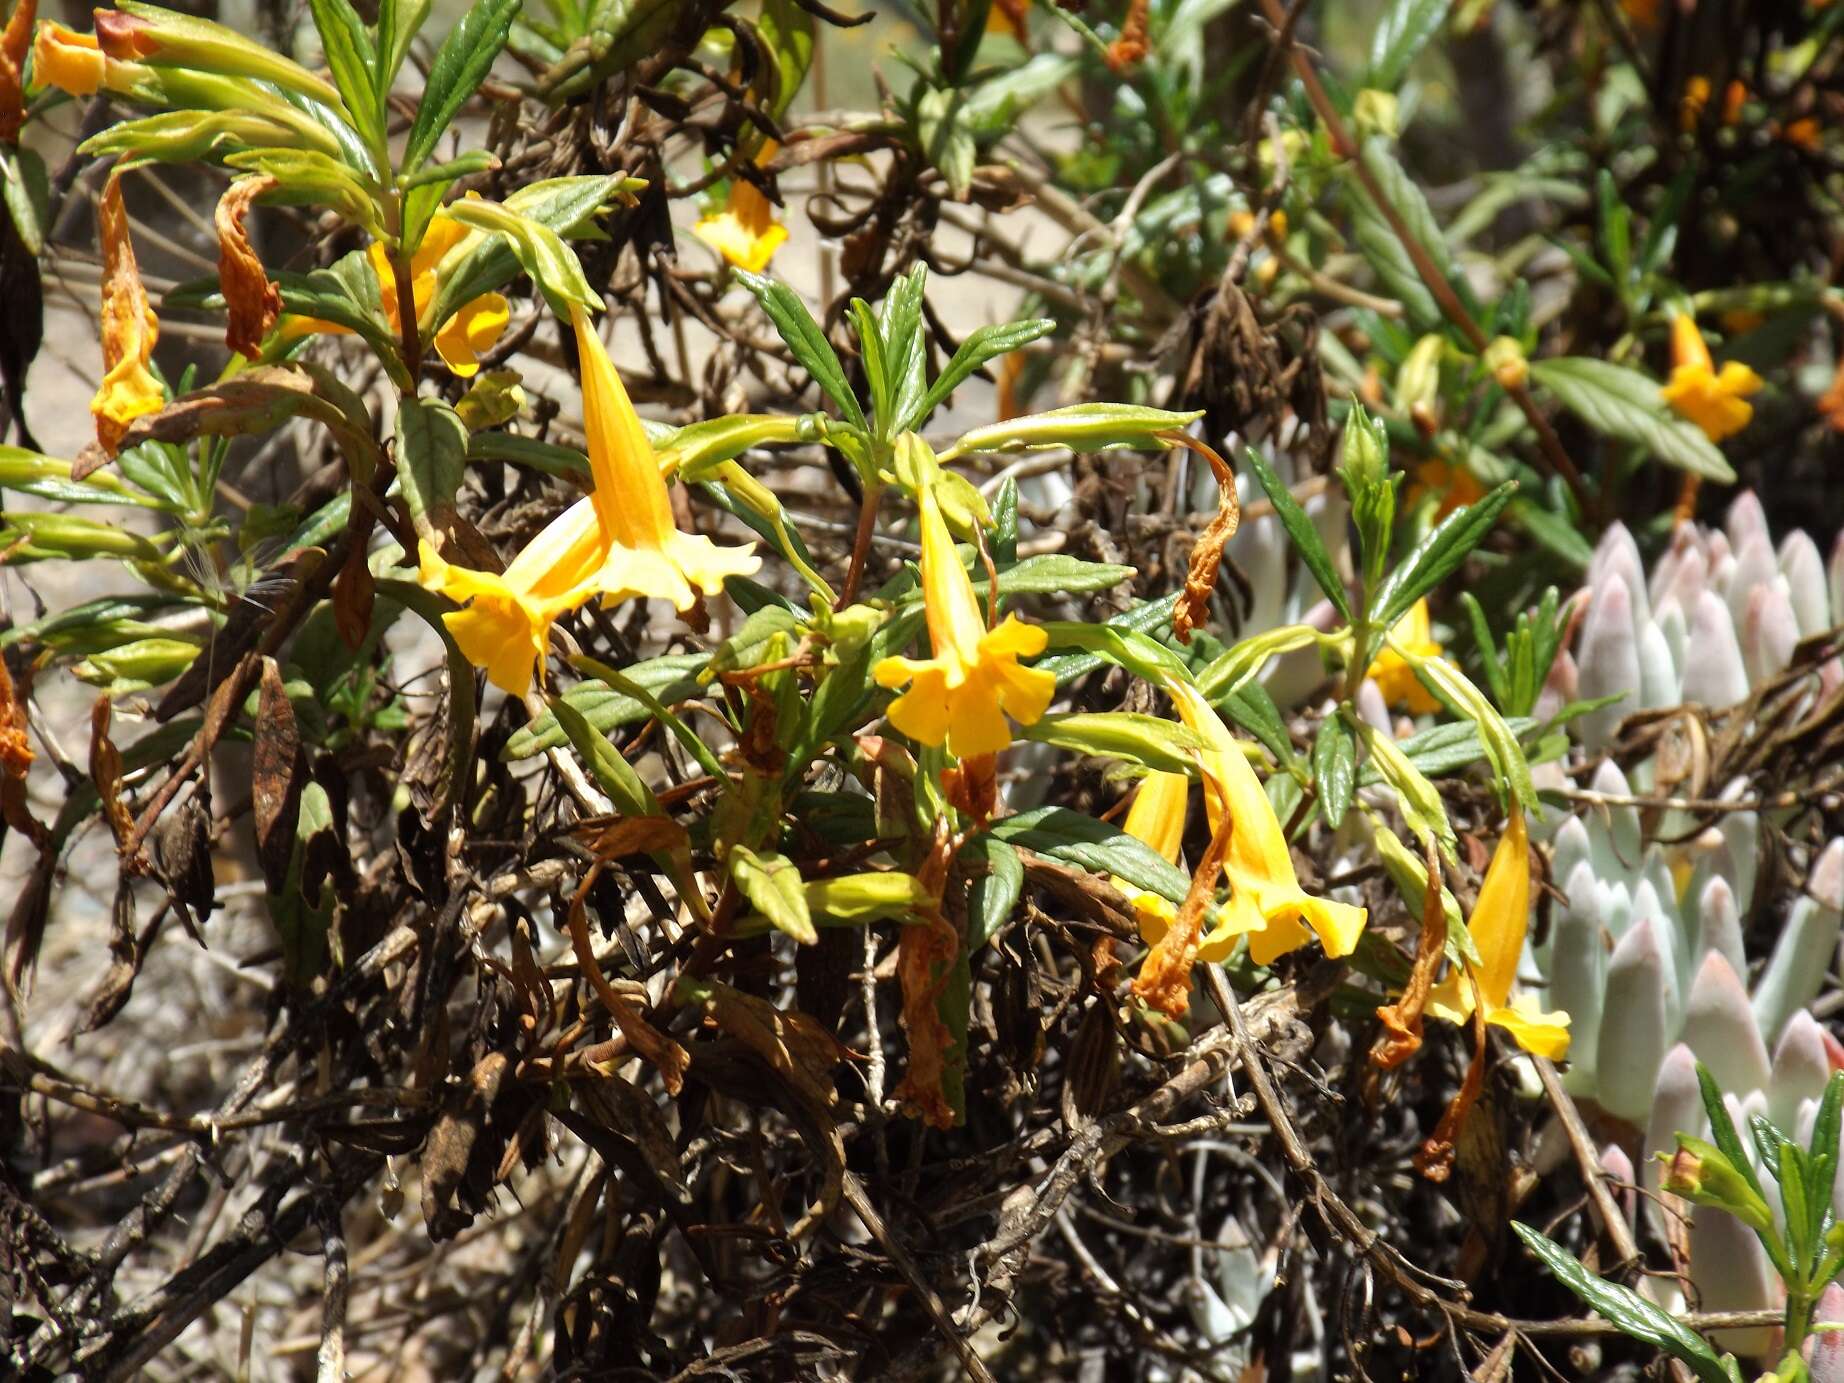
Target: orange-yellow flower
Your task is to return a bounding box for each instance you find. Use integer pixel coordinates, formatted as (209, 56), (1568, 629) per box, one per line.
(417, 305), (760, 695)
(1149, 678), (1367, 966)
(1425, 809), (1570, 1058)
(1661, 313), (1761, 443)
(872, 471), (1055, 758)
(0, 0), (37, 143)
(1404, 457), (1483, 521)
(93, 172), (164, 455)
(303, 212), (508, 375)
(31, 18), (108, 94)
(1116, 769), (1189, 933)
(1366, 598), (1442, 714)
(693, 147), (787, 275)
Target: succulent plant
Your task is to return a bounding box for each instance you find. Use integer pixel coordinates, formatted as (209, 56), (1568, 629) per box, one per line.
(1568, 492), (1843, 753)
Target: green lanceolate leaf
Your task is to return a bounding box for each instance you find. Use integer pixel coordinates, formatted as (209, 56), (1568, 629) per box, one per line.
(1195, 624), (1326, 701)
(1511, 1224), (1742, 1383)
(394, 397), (469, 537)
(1409, 654), (1537, 812)
(908, 318), (1053, 430)
(962, 834), (1023, 950)
(804, 871), (933, 922)
(1355, 714), (1457, 860)
(1019, 712), (1205, 774)
(737, 272), (868, 431)
(1313, 715), (1356, 830)
(943, 404), (1205, 460)
(1530, 356), (1736, 482)
(504, 655), (707, 758)
(1367, 0), (1453, 90)
(877, 264), (930, 435)
(445, 196), (599, 317)
(1347, 138), (1453, 328)
(1371, 480), (1516, 629)
(995, 554), (1135, 596)
(306, 0), (384, 156)
(403, 0), (521, 172)
(549, 694), (661, 818)
(1, 146), (51, 256)
(915, 84), (976, 202)
(1036, 593), (1181, 684)
(1039, 619), (1190, 688)
(1697, 1062), (1774, 1211)
(1241, 446), (1352, 621)
(426, 174), (639, 328)
(730, 844), (816, 944)
(990, 806), (1190, 905)
(849, 299), (893, 436)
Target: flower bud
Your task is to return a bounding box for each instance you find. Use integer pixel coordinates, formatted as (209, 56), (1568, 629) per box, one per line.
(1660, 1136), (1775, 1236)
(1395, 335), (1443, 439)
(1483, 335), (1528, 391)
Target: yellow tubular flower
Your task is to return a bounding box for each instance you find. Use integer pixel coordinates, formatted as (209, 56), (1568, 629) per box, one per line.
(570, 303), (761, 610)
(304, 212), (508, 374)
(418, 498), (607, 697)
(1165, 679), (1366, 965)
(692, 154), (788, 274)
(93, 172), (164, 455)
(417, 308), (761, 696)
(1117, 770), (1190, 938)
(1661, 314), (1762, 443)
(1426, 809), (1571, 1058)
(1366, 598), (1442, 714)
(31, 20), (107, 94)
(872, 482), (1055, 758)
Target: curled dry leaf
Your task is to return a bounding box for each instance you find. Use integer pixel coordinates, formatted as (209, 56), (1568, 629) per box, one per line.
(92, 172), (163, 458)
(0, 650), (44, 846)
(215, 175), (281, 359)
(894, 823), (959, 1129)
(1370, 837), (1447, 1069)
(88, 695), (136, 858)
(0, 0), (35, 144)
(1168, 432), (1240, 644)
(251, 656), (303, 891)
(1105, 0), (1150, 73)
(1415, 986), (1489, 1182)
(1131, 812), (1234, 1018)
(567, 866), (689, 1094)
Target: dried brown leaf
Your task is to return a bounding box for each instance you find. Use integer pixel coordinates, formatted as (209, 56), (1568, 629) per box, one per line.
(1168, 433), (1240, 644)
(1132, 812), (1234, 1018)
(1370, 837), (1446, 1069)
(214, 175), (280, 359)
(251, 655), (302, 890)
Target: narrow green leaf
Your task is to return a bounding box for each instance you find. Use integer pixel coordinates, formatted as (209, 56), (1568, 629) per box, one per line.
(737, 272), (868, 430)
(403, 0), (520, 172)
(306, 0), (383, 154)
(962, 834), (1024, 950)
(908, 319), (1054, 430)
(1036, 593), (1181, 685)
(1018, 712), (1205, 774)
(1531, 356), (1736, 482)
(1241, 446), (1352, 621)
(1511, 1223), (1742, 1383)
(1372, 480), (1515, 629)
(730, 845), (816, 944)
(1313, 716), (1356, 829)
(549, 695), (660, 818)
(989, 806), (1190, 905)
(1367, 0), (1452, 89)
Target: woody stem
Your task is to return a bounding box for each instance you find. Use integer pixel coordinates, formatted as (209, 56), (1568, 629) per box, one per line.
(389, 248), (423, 381)
(838, 481), (884, 609)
